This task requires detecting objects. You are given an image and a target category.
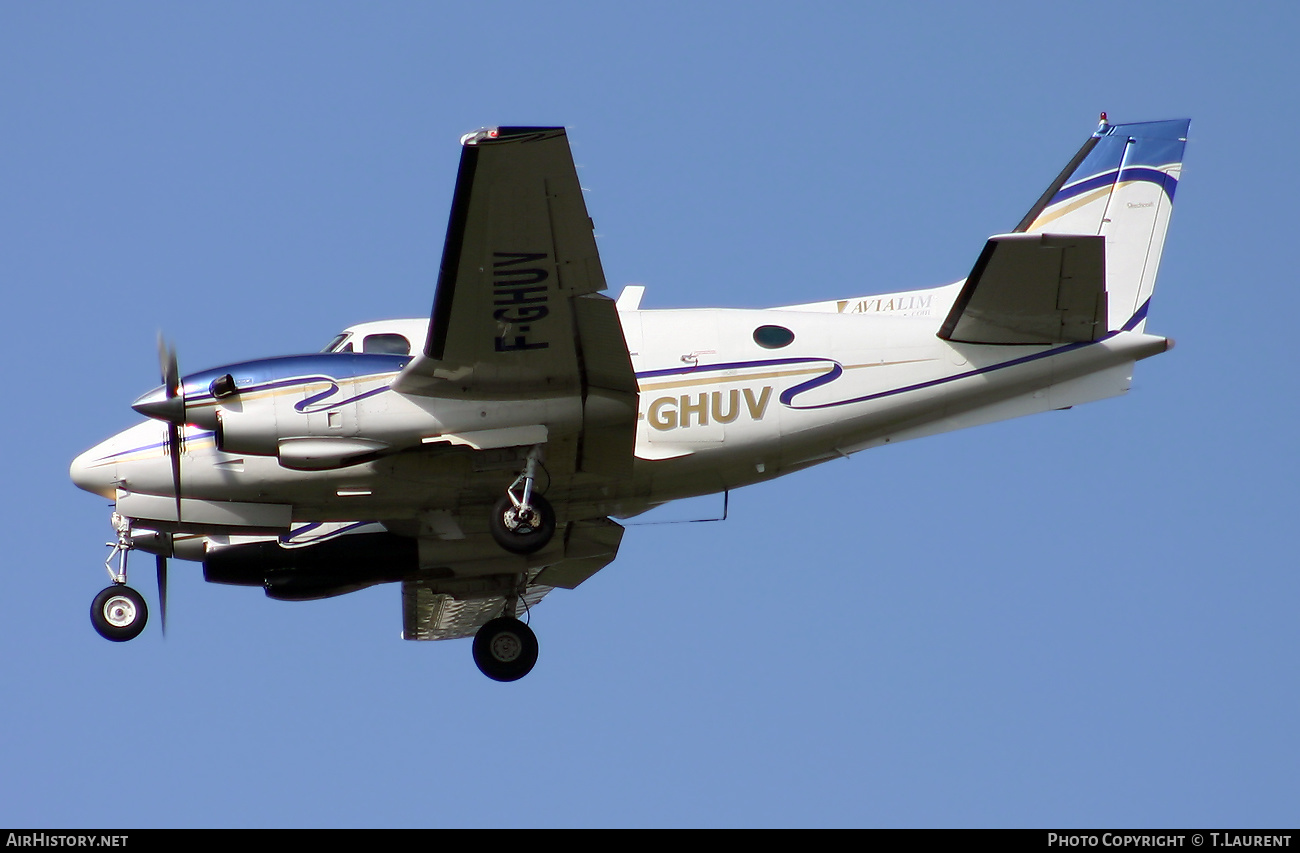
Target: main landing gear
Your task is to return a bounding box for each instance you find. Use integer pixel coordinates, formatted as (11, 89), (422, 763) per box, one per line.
(473, 617), (539, 682)
(472, 589), (539, 681)
(489, 445), (555, 555)
(90, 514), (149, 642)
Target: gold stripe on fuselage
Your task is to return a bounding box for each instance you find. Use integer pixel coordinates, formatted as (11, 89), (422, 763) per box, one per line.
(636, 358), (936, 394)
(183, 373), (400, 417)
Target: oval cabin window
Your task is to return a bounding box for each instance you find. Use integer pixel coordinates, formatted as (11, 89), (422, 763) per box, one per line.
(753, 325), (795, 349)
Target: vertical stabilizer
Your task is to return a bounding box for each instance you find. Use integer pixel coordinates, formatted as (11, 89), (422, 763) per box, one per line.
(1017, 117), (1188, 332)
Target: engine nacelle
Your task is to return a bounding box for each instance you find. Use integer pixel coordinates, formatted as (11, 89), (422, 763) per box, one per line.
(214, 407), (279, 457)
(203, 532), (418, 601)
(276, 437), (391, 471)
(216, 409), (392, 469)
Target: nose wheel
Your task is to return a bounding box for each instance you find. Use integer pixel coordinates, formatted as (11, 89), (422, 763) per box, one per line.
(89, 512), (151, 642)
(90, 585), (148, 642)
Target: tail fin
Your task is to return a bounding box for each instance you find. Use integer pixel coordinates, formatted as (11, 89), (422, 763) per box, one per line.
(1017, 116), (1189, 332)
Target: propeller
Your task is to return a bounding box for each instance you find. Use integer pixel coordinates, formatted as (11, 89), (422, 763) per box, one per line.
(132, 335), (186, 518)
(131, 337), (185, 639)
(157, 333), (185, 524)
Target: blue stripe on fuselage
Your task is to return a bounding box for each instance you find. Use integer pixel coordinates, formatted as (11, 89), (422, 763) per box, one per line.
(180, 353), (411, 403)
(631, 300), (1154, 412)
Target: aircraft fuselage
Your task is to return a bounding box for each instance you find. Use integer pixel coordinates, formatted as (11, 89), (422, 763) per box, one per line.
(71, 294), (1169, 538)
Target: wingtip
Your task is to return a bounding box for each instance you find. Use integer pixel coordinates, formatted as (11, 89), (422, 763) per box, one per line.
(460, 127), (500, 146)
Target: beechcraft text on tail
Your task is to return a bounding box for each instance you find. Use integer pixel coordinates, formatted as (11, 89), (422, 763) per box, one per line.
(70, 117), (1189, 681)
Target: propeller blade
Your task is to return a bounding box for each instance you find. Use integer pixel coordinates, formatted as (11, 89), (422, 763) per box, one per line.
(168, 422), (183, 522)
(158, 332), (179, 399)
(156, 554), (168, 638)
(157, 333), (184, 522)
(133, 333), (186, 425)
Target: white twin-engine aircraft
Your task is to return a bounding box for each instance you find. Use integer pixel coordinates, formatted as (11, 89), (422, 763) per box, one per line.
(71, 117), (1189, 681)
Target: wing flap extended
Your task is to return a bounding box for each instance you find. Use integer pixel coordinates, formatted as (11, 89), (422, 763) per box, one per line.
(400, 517), (624, 641)
(938, 233), (1107, 344)
(402, 582), (553, 641)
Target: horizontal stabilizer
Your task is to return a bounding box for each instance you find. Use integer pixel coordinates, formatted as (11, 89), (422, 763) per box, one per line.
(938, 233), (1106, 344)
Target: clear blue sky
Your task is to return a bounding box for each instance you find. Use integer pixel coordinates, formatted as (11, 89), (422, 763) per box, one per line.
(4, 1), (1296, 828)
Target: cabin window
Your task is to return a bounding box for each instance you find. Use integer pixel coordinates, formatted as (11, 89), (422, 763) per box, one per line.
(363, 333), (411, 356)
(753, 325), (795, 349)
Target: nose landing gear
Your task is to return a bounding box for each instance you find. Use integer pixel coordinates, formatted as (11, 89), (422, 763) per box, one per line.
(89, 513), (149, 642)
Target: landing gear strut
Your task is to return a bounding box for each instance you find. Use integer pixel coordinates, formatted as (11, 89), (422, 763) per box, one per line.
(90, 514), (149, 642)
(489, 445), (555, 555)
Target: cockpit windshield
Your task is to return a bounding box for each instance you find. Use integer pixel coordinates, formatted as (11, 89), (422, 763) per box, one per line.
(321, 333), (352, 353)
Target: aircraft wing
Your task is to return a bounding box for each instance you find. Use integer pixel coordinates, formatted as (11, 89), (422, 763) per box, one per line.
(938, 233), (1107, 344)
(394, 126), (635, 396)
(393, 126), (637, 476)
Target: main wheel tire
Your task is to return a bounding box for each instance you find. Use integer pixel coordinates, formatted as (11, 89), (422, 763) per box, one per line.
(90, 585), (148, 642)
(489, 493), (555, 555)
(472, 617), (539, 682)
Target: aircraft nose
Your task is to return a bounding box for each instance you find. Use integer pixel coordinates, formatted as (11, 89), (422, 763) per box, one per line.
(70, 444), (117, 499)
